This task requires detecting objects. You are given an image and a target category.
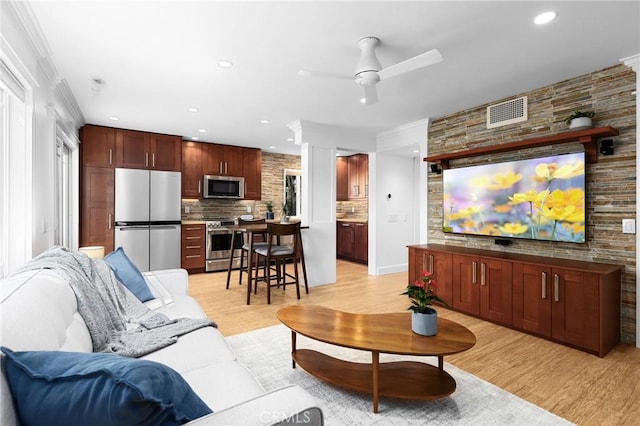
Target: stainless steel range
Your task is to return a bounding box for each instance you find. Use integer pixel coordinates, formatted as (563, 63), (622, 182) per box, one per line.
(205, 218), (242, 272)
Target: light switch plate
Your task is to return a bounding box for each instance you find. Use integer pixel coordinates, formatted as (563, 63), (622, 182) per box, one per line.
(622, 218), (635, 234)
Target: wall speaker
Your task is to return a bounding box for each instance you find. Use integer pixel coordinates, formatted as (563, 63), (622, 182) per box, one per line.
(599, 138), (614, 156)
(430, 163), (442, 174)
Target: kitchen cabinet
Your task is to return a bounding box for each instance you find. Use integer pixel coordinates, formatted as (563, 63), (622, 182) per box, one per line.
(336, 154), (368, 201)
(336, 156), (349, 201)
(512, 263), (552, 337)
(409, 247), (453, 309)
(336, 221), (367, 263)
(354, 222), (368, 262)
(181, 224), (205, 272)
(181, 141), (204, 198)
(337, 222), (355, 258)
(149, 133), (181, 171)
(80, 166), (114, 253)
(348, 154), (368, 199)
(450, 254), (512, 323)
(80, 125), (115, 168)
(204, 143), (243, 176)
(409, 244), (621, 356)
(115, 129), (181, 171)
(243, 148), (262, 200)
(115, 129), (150, 169)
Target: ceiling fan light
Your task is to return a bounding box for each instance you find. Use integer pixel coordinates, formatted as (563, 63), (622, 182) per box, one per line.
(534, 11), (557, 25)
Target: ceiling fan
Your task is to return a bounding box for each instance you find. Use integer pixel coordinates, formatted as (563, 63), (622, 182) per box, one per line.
(298, 36), (443, 105)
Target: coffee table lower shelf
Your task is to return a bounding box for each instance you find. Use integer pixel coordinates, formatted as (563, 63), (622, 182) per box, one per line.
(292, 348), (456, 412)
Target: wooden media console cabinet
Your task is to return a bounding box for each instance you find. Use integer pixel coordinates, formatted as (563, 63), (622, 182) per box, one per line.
(408, 244), (622, 357)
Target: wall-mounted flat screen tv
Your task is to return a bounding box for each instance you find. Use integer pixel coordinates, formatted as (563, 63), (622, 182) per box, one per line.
(442, 152), (586, 243)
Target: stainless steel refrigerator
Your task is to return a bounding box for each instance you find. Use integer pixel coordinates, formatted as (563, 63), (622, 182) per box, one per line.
(114, 168), (181, 272)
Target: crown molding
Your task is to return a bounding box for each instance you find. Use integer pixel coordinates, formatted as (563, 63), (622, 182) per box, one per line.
(621, 54), (639, 73)
(54, 78), (85, 128)
(5, 1), (52, 59)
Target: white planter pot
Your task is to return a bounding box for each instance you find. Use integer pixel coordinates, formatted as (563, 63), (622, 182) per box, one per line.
(569, 117), (592, 130)
(411, 310), (438, 336)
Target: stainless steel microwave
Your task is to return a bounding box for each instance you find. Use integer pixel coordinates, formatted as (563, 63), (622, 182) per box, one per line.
(203, 175), (245, 199)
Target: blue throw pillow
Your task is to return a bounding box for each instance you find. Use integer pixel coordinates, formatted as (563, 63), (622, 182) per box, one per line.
(104, 247), (155, 302)
(1, 347), (212, 426)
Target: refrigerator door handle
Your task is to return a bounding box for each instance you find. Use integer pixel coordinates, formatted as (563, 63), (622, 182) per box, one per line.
(150, 225), (179, 230)
(117, 226), (150, 230)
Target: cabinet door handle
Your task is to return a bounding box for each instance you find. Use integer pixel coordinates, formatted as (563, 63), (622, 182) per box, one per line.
(219, 161), (223, 174)
(429, 254), (434, 273)
(109, 148), (112, 165)
(541, 272), (547, 299)
(365, 184), (368, 197)
(554, 274), (560, 302)
(145, 152), (149, 167)
(472, 261), (477, 284)
(198, 180), (201, 194)
(224, 162), (228, 175)
(481, 262), (486, 286)
(108, 213), (112, 230)
(152, 153), (156, 168)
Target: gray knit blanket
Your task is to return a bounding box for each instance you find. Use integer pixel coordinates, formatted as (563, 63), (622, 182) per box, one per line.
(17, 246), (215, 357)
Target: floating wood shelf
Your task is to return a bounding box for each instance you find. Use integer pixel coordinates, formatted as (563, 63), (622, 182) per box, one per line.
(424, 126), (619, 169)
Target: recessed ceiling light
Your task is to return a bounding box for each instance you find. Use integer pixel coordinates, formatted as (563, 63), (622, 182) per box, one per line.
(269, 146), (276, 149)
(188, 107), (199, 113)
(198, 129), (207, 133)
(191, 136), (199, 141)
(108, 116), (120, 121)
(217, 59), (233, 68)
(260, 119), (270, 124)
(360, 98), (367, 104)
(287, 138), (294, 142)
(534, 11), (557, 25)
(413, 149), (419, 153)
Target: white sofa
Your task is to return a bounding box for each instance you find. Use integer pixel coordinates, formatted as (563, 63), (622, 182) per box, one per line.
(1, 265), (322, 425)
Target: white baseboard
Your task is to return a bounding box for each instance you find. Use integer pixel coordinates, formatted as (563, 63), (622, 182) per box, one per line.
(375, 263), (407, 276)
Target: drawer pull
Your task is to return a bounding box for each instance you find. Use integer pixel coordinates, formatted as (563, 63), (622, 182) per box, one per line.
(185, 236), (201, 240)
(185, 227), (202, 230)
(185, 245), (201, 249)
(185, 255), (201, 259)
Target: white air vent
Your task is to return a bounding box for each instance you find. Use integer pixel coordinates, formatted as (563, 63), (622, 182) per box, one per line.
(486, 96), (528, 129)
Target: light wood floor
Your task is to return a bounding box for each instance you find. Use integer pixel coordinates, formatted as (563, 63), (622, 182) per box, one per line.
(188, 260), (640, 425)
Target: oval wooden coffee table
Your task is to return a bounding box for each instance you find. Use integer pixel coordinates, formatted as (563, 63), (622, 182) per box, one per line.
(276, 305), (476, 413)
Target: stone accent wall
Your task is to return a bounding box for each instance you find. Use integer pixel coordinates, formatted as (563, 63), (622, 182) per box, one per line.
(427, 64), (637, 344)
(182, 152), (301, 220)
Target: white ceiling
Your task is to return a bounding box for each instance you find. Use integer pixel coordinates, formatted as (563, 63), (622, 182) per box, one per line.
(29, 1), (639, 156)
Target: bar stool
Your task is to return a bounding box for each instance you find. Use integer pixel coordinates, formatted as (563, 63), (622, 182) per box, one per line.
(252, 222), (301, 304)
(237, 217), (268, 286)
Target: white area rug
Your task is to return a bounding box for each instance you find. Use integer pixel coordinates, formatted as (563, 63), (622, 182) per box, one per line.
(226, 324), (572, 426)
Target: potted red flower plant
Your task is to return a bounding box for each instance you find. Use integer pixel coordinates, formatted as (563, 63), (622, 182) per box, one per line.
(403, 270), (449, 336)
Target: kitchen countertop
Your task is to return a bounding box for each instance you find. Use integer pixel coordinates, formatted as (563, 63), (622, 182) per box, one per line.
(337, 218), (368, 223)
(182, 220), (207, 225)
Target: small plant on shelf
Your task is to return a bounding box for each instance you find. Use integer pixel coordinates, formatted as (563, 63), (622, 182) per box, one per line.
(564, 110), (595, 129)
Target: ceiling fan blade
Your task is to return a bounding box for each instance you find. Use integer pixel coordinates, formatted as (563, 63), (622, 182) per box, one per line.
(297, 69), (352, 80)
(361, 85), (379, 105)
(378, 48), (443, 80)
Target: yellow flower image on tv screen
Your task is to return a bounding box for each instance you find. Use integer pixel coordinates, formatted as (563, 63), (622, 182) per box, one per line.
(442, 152), (586, 243)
